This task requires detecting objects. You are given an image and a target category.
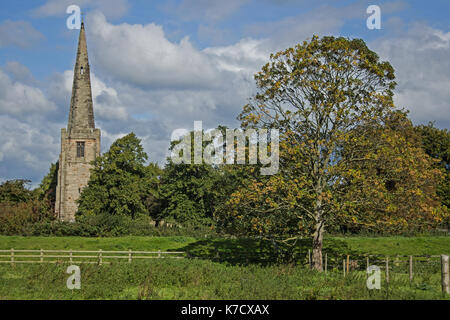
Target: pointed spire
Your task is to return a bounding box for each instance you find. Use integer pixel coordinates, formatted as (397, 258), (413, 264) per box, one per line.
(67, 22), (95, 134)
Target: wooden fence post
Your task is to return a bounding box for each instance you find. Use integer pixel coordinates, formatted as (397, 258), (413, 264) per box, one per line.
(40, 249), (44, 263)
(343, 259), (346, 277)
(10, 248), (14, 266)
(158, 250), (161, 259)
(366, 256), (369, 270)
(441, 255), (449, 294)
(346, 255), (350, 273)
(321, 252), (323, 271)
(70, 249), (73, 263)
(409, 256), (413, 283)
(128, 249), (132, 263)
(98, 249), (102, 265)
(324, 253), (327, 274)
(385, 256), (389, 284)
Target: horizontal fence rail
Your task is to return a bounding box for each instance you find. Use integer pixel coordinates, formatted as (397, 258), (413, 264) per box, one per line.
(0, 249), (185, 265)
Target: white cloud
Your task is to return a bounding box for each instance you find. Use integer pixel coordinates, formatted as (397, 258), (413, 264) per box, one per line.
(0, 114), (60, 182)
(203, 38), (269, 73)
(0, 68), (62, 182)
(84, 12), (262, 129)
(0, 69), (57, 116)
(372, 24), (450, 128)
(3, 61), (38, 85)
(87, 13), (224, 89)
(0, 20), (43, 48)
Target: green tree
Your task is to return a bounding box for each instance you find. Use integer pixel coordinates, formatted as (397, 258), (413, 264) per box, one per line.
(158, 126), (261, 227)
(415, 123), (450, 210)
(158, 160), (218, 225)
(0, 179), (34, 203)
(77, 133), (159, 218)
(35, 161), (59, 214)
(0, 179), (49, 234)
(233, 35), (400, 271)
(158, 131), (221, 226)
(335, 111), (445, 233)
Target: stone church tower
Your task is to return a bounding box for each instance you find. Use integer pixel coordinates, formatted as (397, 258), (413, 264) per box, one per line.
(55, 22), (101, 222)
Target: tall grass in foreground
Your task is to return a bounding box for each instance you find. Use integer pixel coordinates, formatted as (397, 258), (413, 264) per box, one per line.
(0, 259), (447, 300)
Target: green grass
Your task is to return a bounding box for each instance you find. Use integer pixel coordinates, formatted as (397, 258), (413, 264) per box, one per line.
(1, 235), (448, 256)
(332, 236), (450, 256)
(0, 235), (197, 251)
(0, 235), (448, 300)
(1, 235), (448, 259)
(0, 259), (448, 300)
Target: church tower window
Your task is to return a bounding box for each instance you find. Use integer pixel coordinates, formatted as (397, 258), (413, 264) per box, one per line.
(76, 141), (85, 158)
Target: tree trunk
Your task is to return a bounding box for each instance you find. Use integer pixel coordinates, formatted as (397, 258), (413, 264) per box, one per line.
(312, 220), (324, 271)
(312, 152), (326, 271)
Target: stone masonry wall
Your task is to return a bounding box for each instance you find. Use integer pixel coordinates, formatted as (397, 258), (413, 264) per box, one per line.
(56, 128), (100, 222)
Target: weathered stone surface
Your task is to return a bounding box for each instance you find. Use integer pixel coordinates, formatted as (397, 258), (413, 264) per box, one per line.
(55, 23), (101, 222)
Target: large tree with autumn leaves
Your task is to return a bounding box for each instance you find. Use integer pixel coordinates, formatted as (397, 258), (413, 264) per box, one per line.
(218, 36), (444, 271)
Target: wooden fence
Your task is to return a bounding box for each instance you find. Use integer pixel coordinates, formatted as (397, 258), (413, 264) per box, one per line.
(1, 249), (448, 294)
(0, 249), (185, 265)
(307, 251), (450, 294)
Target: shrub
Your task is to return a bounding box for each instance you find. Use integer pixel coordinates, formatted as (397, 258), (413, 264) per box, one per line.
(0, 200), (50, 235)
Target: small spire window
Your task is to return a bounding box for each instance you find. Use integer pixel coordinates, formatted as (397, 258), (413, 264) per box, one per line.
(80, 66), (84, 75)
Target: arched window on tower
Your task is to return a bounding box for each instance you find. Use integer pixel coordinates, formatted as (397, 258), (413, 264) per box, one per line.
(80, 66), (84, 75)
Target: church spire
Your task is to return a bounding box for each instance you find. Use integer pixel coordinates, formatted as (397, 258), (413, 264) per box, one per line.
(67, 22), (95, 134)
(56, 21), (101, 223)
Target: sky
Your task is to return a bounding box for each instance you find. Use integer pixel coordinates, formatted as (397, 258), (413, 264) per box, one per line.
(0, 0), (449, 187)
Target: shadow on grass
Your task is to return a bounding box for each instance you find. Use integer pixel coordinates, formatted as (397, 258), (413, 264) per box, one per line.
(176, 237), (359, 266)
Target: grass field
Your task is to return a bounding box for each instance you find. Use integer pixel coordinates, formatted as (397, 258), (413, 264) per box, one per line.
(0, 235), (197, 252)
(1, 235), (449, 254)
(0, 235), (449, 300)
